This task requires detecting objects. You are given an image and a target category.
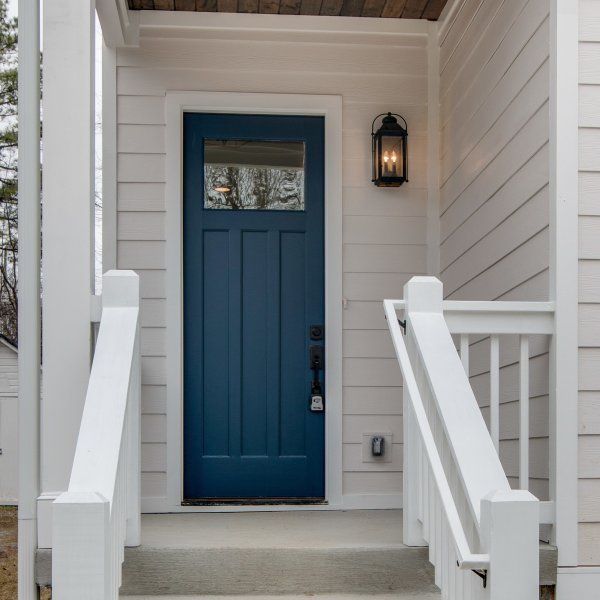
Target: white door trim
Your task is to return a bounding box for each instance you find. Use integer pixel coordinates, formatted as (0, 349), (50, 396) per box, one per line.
(164, 91), (343, 512)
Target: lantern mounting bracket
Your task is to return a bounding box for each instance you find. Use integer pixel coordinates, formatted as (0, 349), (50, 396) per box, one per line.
(370, 112), (408, 135)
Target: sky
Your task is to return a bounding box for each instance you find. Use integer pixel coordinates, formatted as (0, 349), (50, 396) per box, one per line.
(7, 0), (16, 19)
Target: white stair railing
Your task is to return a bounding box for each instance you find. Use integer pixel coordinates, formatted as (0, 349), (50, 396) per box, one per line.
(385, 277), (543, 600)
(52, 271), (141, 600)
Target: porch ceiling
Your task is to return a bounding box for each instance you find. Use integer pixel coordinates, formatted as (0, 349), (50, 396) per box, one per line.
(127, 0), (448, 20)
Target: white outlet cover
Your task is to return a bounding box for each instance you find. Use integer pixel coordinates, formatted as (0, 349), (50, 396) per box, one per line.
(361, 432), (393, 463)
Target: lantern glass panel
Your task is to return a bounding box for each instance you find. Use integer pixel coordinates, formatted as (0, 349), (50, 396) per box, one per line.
(380, 135), (403, 179)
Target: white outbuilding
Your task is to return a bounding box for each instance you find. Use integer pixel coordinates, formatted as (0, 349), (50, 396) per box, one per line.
(0, 335), (18, 505)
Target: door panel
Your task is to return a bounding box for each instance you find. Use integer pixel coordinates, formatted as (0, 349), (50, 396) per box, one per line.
(183, 113), (325, 501)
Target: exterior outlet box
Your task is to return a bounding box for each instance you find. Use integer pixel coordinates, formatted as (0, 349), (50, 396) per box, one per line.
(362, 432), (393, 463)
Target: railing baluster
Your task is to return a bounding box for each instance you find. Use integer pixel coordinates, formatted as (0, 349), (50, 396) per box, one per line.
(460, 334), (469, 376)
(429, 469), (435, 564)
(519, 335), (530, 490)
(434, 491), (441, 586)
(490, 334), (500, 452)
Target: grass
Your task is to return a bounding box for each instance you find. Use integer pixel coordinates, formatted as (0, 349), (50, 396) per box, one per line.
(0, 506), (51, 600)
(0, 506), (17, 600)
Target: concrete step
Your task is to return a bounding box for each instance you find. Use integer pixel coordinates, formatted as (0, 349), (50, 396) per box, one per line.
(36, 510), (557, 596)
(120, 592), (441, 600)
(120, 511), (439, 596)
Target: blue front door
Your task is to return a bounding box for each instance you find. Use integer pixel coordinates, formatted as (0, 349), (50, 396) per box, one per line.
(183, 113), (325, 501)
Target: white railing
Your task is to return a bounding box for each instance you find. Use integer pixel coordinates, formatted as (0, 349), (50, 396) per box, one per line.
(52, 271), (141, 600)
(385, 277), (545, 600)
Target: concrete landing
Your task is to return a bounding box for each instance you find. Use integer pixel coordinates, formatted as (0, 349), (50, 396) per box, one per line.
(36, 509), (557, 596)
(139, 510), (407, 549)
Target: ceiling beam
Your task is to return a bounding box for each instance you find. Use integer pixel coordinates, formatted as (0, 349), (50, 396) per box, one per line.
(97, 0), (140, 47)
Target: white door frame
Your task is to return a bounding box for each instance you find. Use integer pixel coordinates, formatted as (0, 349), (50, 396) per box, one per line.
(164, 91), (343, 512)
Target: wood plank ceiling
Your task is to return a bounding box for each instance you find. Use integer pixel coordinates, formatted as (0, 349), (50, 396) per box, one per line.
(128, 0), (448, 20)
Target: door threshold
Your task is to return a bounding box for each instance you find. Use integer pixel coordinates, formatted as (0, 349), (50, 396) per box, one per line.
(182, 497), (327, 507)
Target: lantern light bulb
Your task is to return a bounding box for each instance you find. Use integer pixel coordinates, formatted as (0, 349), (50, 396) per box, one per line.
(391, 151), (397, 163)
(383, 151), (389, 162)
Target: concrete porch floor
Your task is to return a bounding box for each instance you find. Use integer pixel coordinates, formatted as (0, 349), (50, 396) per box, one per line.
(139, 509), (406, 549)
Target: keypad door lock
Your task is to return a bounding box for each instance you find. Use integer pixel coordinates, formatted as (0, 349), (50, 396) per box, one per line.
(309, 344), (325, 412)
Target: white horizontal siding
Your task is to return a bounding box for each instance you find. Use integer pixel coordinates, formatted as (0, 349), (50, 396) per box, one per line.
(438, 0), (551, 502)
(116, 24), (428, 510)
(579, 0), (600, 565)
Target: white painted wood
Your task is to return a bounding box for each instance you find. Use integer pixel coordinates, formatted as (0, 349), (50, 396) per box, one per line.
(550, 0), (580, 567)
(52, 271), (141, 599)
(520, 335), (531, 490)
(40, 0), (95, 550)
(480, 490), (540, 600)
(436, 4), (551, 476)
(490, 335), (500, 452)
(386, 277), (542, 598)
(138, 11), (430, 40)
(118, 96), (165, 126)
(16, 0), (40, 596)
(558, 567), (600, 600)
(442, 191), (549, 294)
(460, 334), (469, 375)
(97, 0), (138, 48)
(427, 22), (441, 277)
(117, 37), (428, 75)
(384, 295), (489, 570)
(116, 14), (427, 512)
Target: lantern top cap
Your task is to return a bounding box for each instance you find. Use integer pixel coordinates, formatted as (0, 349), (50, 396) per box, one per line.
(372, 112), (408, 136)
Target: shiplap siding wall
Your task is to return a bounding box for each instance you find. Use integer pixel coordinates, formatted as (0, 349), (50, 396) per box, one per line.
(438, 0), (551, 500)
(115, 22), (429, 509)
(578, 0), (600, 566)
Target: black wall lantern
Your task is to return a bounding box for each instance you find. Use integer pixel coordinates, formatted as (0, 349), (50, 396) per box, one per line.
(371, 112), (408, 187)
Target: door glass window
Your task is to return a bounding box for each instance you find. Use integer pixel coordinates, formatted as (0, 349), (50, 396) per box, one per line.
(204, 139), (305, 210)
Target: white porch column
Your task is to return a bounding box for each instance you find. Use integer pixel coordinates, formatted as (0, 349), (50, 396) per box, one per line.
(40, 0), (96, 546)
(17, 0), (41, 597)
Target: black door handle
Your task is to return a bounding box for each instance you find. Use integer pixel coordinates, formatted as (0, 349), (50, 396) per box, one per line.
(309, 344), (325, 412)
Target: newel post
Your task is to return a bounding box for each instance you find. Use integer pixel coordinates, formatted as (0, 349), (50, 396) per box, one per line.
(481, 490), (539, 599)
(402, 277), (443, 546)
(52, 492), (111, 599)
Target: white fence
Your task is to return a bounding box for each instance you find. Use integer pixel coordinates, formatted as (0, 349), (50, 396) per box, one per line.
(52, 271), (141, 600)
(385, 276), (548, 600)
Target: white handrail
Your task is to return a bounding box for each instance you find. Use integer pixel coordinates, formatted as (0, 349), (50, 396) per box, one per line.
(52, 271), (141, 600)
(392, 299), (554, 335)
(387, 277), (540, 600)
(384, 299), (489, 570)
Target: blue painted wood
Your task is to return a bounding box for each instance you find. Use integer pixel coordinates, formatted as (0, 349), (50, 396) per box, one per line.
(183, 114), (325, 500)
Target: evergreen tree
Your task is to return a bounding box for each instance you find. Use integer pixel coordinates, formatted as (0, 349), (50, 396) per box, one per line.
(0, 0), (18, 344)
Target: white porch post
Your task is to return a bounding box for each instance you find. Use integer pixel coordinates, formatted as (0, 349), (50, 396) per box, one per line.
(39, 0), (96, 546)
(17, 0), (41, 597)
(549, 0), (579, 568)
